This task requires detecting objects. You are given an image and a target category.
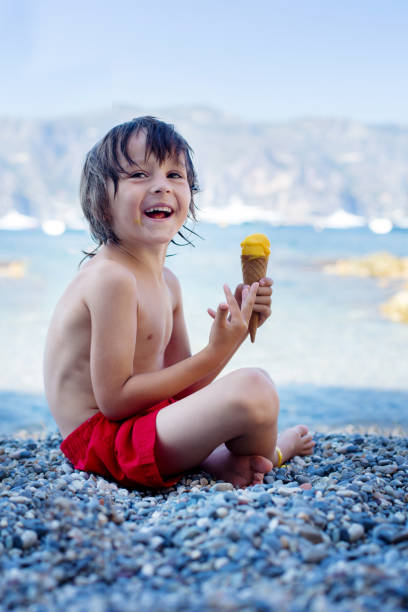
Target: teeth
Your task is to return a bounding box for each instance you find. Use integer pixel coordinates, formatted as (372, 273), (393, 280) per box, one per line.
(145, 206), (172, 214)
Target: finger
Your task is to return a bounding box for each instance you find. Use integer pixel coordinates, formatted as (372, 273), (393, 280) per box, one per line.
(259, 277), (273, 287)
(234, 283), (244, 301)
(215, 302), (229, 324)
(241, 282), (259, 321)
(223, 284), (241, 318)
(242, 284), (250, 300)
(253, 307), (272, 326)
(207, 308), (216, 319)
(256, 286), (273, 296)
(253, 296), (272, 305)
(252, 304), (272, 315)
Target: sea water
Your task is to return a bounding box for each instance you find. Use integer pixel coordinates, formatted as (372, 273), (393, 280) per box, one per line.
(0, 223), (407, 434)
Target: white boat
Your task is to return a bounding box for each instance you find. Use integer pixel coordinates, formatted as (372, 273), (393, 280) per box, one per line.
(41, 219), (66, 236)
(368, 218), (393, 234)
(0, 210), (39, 230)
(200, 197), (282, 226)
(315, 209), (365, 230)
(394, 218), (408, 230)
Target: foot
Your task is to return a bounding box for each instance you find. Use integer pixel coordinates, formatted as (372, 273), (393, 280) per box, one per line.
(273, 424), (315, 467)
(199, 444), (273, 488)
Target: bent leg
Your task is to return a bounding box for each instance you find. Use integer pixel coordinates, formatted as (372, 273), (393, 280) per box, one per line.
(155, 368), (279, 484)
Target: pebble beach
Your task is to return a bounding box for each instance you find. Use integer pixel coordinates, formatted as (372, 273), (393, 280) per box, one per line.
(1, 429), (408, 611)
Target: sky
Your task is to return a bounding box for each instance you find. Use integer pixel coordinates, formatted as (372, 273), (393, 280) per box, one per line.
(1, 0), (408, 125)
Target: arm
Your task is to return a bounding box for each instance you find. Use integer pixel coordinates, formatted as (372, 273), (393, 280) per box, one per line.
(163, 271), (249, 399)
(88, 265), (258, 421)
(196, 277), (274, 393)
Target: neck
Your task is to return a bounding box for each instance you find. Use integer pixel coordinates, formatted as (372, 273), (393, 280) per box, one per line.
(106, 240), (168, 278)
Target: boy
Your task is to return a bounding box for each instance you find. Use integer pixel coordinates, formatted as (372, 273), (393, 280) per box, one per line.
(43, 116), (314, 489)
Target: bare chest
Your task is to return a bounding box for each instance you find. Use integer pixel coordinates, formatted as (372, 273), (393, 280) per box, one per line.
(134, 287), (173, 365)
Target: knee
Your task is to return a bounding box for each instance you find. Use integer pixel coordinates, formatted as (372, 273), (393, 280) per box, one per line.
(230, 368), (279, 428)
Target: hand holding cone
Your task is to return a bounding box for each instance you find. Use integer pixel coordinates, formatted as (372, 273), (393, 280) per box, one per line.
(240, 233), (271, 342)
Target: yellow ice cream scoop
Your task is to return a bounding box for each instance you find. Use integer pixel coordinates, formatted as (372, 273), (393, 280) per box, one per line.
(240, 233), (270, 342)
(240, 233), (271, 259)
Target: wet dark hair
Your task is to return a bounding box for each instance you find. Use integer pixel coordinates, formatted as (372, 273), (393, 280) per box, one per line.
(79, 115), (200, 262)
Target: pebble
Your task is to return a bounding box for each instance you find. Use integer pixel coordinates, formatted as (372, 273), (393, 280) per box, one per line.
(298, 525), (325, 544)
(347, 523), (365, 542)
(212, 482), (234, 492)
(0, 430), (407, 610)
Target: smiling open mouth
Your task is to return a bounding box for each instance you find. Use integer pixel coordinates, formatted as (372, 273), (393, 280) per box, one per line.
(144, 206), (173, 219)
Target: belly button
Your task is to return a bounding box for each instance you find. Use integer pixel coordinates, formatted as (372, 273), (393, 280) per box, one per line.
(147, 334), (153, 340)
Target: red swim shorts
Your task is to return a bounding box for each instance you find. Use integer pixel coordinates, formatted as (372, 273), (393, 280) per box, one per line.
(60, 398), (182, 489)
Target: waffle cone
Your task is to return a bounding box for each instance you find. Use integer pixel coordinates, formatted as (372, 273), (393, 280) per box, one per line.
(241, 255), (269, 342)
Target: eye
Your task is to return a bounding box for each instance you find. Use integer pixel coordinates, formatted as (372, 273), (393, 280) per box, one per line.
(168, 172), (183, 179)
(131, 171), (147, 178)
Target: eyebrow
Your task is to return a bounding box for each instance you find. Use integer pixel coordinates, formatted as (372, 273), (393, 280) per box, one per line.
(124, 156), (186, 169)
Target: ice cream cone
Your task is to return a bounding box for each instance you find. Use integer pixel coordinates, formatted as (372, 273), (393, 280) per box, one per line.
(240, 233), (271, 343)
(241, 254), (269, 342)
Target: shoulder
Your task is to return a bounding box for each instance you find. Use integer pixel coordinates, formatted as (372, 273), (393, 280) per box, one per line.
(163, 267), (182, 308)
(83, 259), (138, 305)
(164, 266), (182, 294)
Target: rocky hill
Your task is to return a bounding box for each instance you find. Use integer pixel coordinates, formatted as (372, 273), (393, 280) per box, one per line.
(0, 105), (407, 227)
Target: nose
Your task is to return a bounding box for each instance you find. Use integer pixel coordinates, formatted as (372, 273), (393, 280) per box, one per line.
(150, 172), (171, 193)
(152, 184), (170, 193)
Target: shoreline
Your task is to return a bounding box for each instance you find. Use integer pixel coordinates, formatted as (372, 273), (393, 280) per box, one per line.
(1, 430), (407, 610)
(4, 421), (408, 441)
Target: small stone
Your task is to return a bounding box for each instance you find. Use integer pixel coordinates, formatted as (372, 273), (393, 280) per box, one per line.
(277, 486), (299, 496)
(392, 512), (406, 524)
(393, 530), (408, 544)
(141, 563), (155, 577)
(348, 523), (365, 542)
(214, 557), (229, 570)
(19, 530), (38, 549)
(212, 482), (234, 491)
(8, 496), (31, 504)
(375, 464), (399, 474)
(215, 507), (229, 518)
(150, 535), (164, 550)
(302, 544), (329, 563)
(157, 565), (173, 578)
(189, 549), (201, 560)
(373, 524), (397, 544)
(298, 525), (325, 544)
(111, 510), (125, 524)
(68, 480), (83, 492)
(336, 489), (358, 498)
(280, 535), (291, 549)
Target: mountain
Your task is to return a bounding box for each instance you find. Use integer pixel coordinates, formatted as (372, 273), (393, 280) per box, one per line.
(1, 104), (407, 228)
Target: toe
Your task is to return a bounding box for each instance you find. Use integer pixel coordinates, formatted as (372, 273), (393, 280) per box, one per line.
(295, 424), (309, 437)
(252, 472), (264, 485)
(250, 455), (273, 474)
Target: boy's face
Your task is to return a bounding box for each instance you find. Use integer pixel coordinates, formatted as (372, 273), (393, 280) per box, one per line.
(108, 130), (191, 248)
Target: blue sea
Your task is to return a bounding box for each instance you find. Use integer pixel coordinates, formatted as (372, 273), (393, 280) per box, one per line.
(1, 223), (407, 435)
